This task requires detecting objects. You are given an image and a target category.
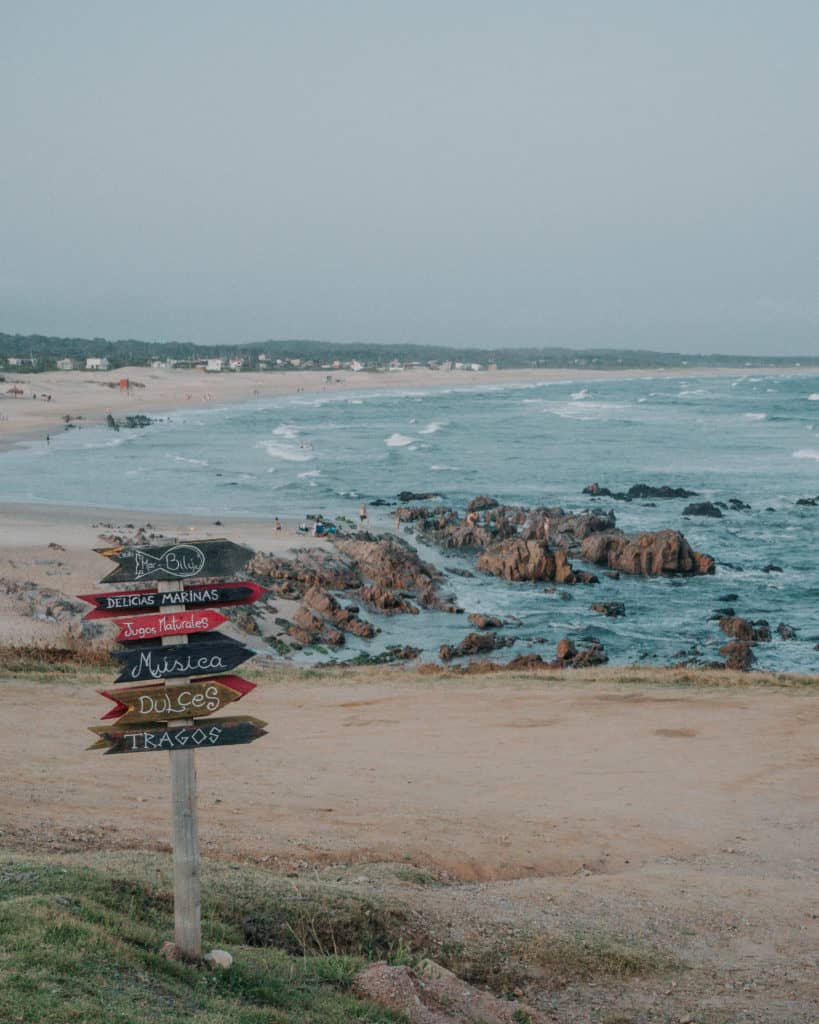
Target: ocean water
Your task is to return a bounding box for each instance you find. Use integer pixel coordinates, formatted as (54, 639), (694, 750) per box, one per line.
(4, 373), (818, 671)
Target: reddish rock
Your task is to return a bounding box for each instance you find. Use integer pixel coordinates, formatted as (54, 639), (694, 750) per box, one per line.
(571, 643), (608, 668)
(359, 584), (419, 615)
(289, 606), (345, 647)
(580, 529), (714, 576)
(477, 539), (556, 581)
(556, 638), (576, 661)
(467, 495), (499, 512)
(303, 585), (377, 638)
(468, 613), (503, 630)
(439, 632), (514, 661)
(719, 616), (770, 642)
(507, 654), (550, 670)
(720, 640), (755, 671)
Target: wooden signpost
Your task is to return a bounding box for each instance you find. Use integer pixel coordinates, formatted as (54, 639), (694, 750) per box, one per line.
(79, 581), (268, 619)
(84, 539), (269, 961)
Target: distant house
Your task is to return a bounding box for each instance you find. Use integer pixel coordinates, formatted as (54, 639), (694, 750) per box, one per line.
(349, 360), (364, 372)
(257, 353), (268, 364)
(8, 356), (37, 367)
(85, 357), (110, 371)
(205, 358), (223, 373)
(56, 358), (75, 371)
(227, 358), (244, 371)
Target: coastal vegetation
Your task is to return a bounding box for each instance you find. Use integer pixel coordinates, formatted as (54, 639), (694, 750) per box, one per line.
(1, 330), (817, 374)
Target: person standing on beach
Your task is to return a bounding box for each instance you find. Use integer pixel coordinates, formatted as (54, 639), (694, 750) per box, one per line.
(359, 503), (368, 527)
(274, 516), (282, 533)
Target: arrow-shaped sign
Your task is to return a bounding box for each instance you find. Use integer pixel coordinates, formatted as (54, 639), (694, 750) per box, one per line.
(112, 608), (228, 643)
(79, 581), (268, 620)
(88, 715), (268, 754)
(95, 539), (254, 584)
(112, 634), (255, 684)
(99, 675), (257, 726)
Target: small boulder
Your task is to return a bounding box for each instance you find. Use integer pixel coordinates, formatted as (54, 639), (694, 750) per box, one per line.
(468, 613), (503, 630)
(777, 622), (797, 640)
(683, 501), (723, 518)
(556, 638), (576, 661)
(720, 641), (755, 671)
(204, 949), (234, 970)
(591, 601), (625, 617)
(467, 495), (499, 512)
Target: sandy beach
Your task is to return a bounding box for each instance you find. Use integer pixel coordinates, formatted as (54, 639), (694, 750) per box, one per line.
(1, 362), (816, 450)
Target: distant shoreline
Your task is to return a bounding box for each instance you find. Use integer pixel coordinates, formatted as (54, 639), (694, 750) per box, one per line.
(2, 362), (818, 452)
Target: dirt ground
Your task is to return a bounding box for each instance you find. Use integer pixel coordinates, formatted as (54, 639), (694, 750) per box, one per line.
(1, 670), (816, 1022)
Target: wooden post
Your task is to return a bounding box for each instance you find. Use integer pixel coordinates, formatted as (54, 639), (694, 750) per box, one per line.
(159, 580), (201, 960)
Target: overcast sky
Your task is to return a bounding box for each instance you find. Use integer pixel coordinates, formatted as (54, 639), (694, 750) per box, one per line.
(2, 2), (818, 355)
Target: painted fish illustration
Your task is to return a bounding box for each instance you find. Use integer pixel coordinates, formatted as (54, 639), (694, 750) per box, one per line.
(129, 544), (207, 580)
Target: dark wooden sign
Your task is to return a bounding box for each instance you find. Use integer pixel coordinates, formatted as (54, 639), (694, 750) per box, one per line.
(99, 675), (256, 726)
(79, 581), (268, 619)
(112, 634), (255, 684)
(112, 609), (228, 643)
(96, 539), (254, 584)
(88, 716), (268, 754)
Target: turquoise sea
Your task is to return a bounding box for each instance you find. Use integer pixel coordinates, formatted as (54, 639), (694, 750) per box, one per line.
(3, 372), (818, 672)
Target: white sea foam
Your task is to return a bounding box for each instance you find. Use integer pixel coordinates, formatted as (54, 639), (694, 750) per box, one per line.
(297, 469), (322, 478)
(570, 388), (589, 400)
(385, 433), (414, 447)
(431, 464), (462, 471)
(792, 449), (819, 460)
(543, 401), (629, 421)
(82, 438), (124, 449)
(273, 423), (299, 438)
(256, 440), (313, 462)
(744, 413), (767, 420)
(419, 421), (444, 434)
(349, 399), (363, 404)
(168, 454), (208, 465)
(808, 393), (819, 401)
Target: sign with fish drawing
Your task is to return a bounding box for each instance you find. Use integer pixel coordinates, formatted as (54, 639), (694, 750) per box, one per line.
(79, 581), (268, 619)
(95, 539), (254, 584)
(83, 535), (268, 961)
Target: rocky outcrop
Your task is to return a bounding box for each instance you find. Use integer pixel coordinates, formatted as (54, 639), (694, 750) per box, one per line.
(476, 539), (593, 583)
(720, 640), (755, 671)
(249, 548), (362, 599)
(591, 601), (625, 617)
(303, 586), (377, 638)
(439, 632), (515, 661)
(580, 529), (714, 576)
(683, 501), (723, 518)
(466, 495), (499, 512)
(359, 584), (419, 615)
(555, 637), (608, 667)
(335, 535), (456, 611)
(467, 613), (503, 630)
(583, 482), (698, 501)
(719, 617), (771, 642)
(289, 606), (345, 647)
(397, 491), (441, 502)
(777, 622), (797, 640)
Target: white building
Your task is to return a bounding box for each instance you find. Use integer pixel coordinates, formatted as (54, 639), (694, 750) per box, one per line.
(228, 357), (244, 371)
(7, 356), (37, 367)
(56, 358), (75, 370)
(205, 358), (223, 373)
(85, 357), (110, 371)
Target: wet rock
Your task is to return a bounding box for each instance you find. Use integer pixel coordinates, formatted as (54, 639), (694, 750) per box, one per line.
(626, 483), (698, 499)
(708, 607), (735, 620)
(718, 592), (739, 602)
(439, 632), (514, 661)
(580, 529), (715, 577)
(796, 496), (818, 506)
(556, 638), (576, 661)
(777, 622), (797, 640)
(303, 585), (377, 637)
(569, 642), (608, 668)
(683, 501), (723, 518)
(397, 491), (440, 502)
(335, 535), (451, 610)
(359, 584), (419, 615)
(467, 613), (503, 630)
(583, 482), (614, 497)
(719, 617), (771, 642)
(728, 498), (751, 511)
(506, 653), (550, 670)
(591, 601), (625, 617)
(720, 640), (755, 671)
(761, 563), (783, 573)
(466, 495), (499, 512)
(289, 606), (345, 647)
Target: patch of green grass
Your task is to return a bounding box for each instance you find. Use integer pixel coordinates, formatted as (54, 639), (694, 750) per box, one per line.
(0, 859), (405, 1024)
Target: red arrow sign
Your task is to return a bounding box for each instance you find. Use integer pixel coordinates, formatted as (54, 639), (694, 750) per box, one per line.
(98, 674), (257, 725)
(112, 608), (228, 643)
(78, 581), (268, 619)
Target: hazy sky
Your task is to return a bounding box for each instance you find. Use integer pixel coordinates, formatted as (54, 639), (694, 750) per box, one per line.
(3, 2), (818, 354)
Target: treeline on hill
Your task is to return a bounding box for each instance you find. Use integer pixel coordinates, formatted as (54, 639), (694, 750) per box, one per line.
(0, 331), (815, 372)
